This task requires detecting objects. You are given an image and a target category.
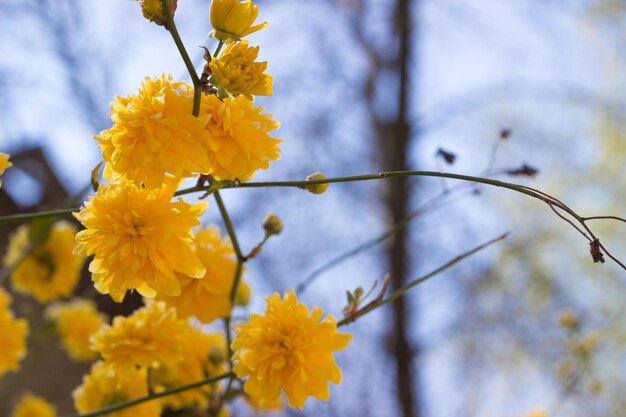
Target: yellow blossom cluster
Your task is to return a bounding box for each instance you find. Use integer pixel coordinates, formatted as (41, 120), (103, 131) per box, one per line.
(0, 152), (11, 189)
(80, 301), (228, 414)
(96, 74), (212, 188)
(73, 178), (207, 302)
(73, 361), (161, 417)
(3, 221), (84, 303)
(0, 1), (353, 416)
(10, 393), (56, 417)
(156, 226), (250, 323)
(45, 298), (107, 362)
(209, 40), (272, 99)
(232, 290), (352, 409)
(0, 288), (29, 379)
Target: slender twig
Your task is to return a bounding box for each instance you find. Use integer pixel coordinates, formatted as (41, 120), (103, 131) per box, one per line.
(295, 184), (476, 294)
(338, 232), (510, 327)
(1, 170), (623, 269)
(60, 372), (234, 417)
(0, 208), (75, 225)
(214, 40), (225, 57)
(161, 0), (201, 116)
(213, 191), (245, 263)
(583, 215), (626, 224)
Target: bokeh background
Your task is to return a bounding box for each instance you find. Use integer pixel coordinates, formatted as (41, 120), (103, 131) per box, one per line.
(1, 0), (625, 416)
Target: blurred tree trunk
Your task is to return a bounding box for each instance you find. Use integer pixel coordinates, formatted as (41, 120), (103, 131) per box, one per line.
(384, 1), (418, 416)
(352, 0), (419, 415)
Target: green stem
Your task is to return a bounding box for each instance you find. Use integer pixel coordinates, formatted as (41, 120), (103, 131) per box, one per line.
(60, 372), (233, 417)
(213, 190), (245, 262)
(0, 169), (601, 231)
(228, 171), (540, 200)
(337, 232), (509, 327)
(0, 208), (75, 225)
(214, 40), (225, 57)
(161, 0), (201, 116)
(224, 315), (233, 367)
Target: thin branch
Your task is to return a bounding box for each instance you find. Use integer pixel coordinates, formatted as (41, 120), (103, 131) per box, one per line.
(0, 208), (75, 225)
(295, 184), (476, 294)
(60, 372), (234, 417)
(161, 0), (201, 116)
(337, 232), (510, 326)
(583, 215), (626, 224)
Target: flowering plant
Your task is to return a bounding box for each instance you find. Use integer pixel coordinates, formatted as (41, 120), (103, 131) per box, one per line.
(0, 1), (624, 417)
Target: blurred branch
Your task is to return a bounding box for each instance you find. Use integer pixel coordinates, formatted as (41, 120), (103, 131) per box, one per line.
(338, 232), (510, 326)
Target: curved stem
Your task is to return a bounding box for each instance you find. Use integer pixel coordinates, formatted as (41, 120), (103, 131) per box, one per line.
(60, 372), (234, 417)
(161, 0), (201, 116)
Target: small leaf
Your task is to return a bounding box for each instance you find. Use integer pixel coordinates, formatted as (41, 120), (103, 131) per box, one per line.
(354, 287), (364, 299)
(91, 161), (105, 192)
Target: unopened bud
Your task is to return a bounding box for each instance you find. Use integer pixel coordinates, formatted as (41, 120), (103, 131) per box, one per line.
(136, 0), (177, 26)
(304, 171), (329, 194)
(558, 309), (579, 330)
(235, 283), (251, 307)
(263, 214), (283, 236)
(208, 346), (225, 364)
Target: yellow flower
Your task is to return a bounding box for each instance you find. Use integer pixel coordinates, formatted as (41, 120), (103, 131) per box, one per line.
(96, 74), (211, 189)
(209, 0), (267, 43)
(73, 179), (207, 302)
(0, 152), (12, 189)
(156, 226), (250, 324)
(73, 361), (161, 417)
(154, 328), (227, 409)
(0, 288), (29, 378)
(135, 0), (177, 26)
(10, 393), (56, 417)
(45, 299), (107, 362)
(91, 301), (190, 373)
(232, 290), (352, 409)
(209, 41), (272, 99)
(4, 221), (84, 303)
(201, 94), (281, 181)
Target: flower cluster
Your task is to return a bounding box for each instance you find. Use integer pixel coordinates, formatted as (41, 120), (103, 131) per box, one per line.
(4, 221), (84, 303)
(232, 290), (352, 409)
(156, 226), (250, 324)
(209, 40), (272, 99)
(45, 298), (107, 362)
(0, 1), (353, 416)
(79, 301), (228, 414)
(10, 393), (56, 417)
(73, 179), (207, 302)
(0, 288), (29, 378)
(73, 361), (160, 417)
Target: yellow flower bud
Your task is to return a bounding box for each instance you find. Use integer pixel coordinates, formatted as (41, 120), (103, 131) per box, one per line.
(304, 171), (329, 195)
(135, 0), (177, 26)
(262, 213), (283, 236)
(209, 41), (272, 100)
(558, 309), (579, 330)
(209, 0), (267, 43)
